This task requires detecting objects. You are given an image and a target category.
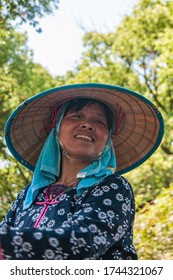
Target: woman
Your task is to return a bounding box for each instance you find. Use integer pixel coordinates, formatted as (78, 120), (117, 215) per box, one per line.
(0, 83), (164, 260)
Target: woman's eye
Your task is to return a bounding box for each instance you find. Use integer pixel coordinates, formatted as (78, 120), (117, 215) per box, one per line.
(72, 114), (80, 119)
(95, 120), (105, 126)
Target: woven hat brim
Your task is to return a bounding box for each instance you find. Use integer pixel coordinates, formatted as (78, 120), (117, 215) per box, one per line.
(5, 83), (164, 174)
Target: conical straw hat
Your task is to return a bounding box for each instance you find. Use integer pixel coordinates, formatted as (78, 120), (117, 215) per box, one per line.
(5, 83), (164, 174)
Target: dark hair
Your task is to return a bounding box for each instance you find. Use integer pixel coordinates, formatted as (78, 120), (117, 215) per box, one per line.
(64, 98), (114, 130)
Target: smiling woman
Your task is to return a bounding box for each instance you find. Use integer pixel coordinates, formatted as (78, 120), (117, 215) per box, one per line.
(0, 83), (164, 260)
(58, 99), (111, 162)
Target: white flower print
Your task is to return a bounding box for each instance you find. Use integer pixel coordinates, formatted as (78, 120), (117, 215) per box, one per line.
(114, 233), (120, 242)
(103, 198), (112, 206)
(14, 252), (23, 259)
(18, 221), (24, 228)
(29, 209), (36, 216)
(69, 219), (78, 226)
(70, 231), (89, 254)
(120, 178), (130, 189)
(59, 193), (67, 201)
(102, 185), (110, 192)
(77, 215), (85, 221)
(92, 189), (103, 196)
(37, 193), (44, 200)
(125, 197), (130, 204)
(43, 249), (55, 259)
(117, 225), (123, 233)
(116, 193), (124, 201)
(11, 201), (17, 211)
(32, 213), (40, 222)
(39, 223), (46, 229)
(0, 227), (7, 234)
(123, 220), (129, 230)
(110, 183), (119, 189)
(19, 189), (25, 199)
(101, 235), (107, 244)
(0, 221), (6, 227)
(93, 232), (108, 250)
(21, 211), (27, 217)
(127, 202), (131, 211)
(47, 219), (55, 228)
(40, 216), (48, 224)
(62, 221), (71, 228)
(22, 242), (32, 252)
(33, 232), (43, 240)
(78, 238), (87, 247)
(93, 236), (102, 245)
(107, 210), (115, 218)
(88, 224), (98, 233)
(79, 226), (88, 233)
(15, 214), (22, 224)
(57, 208), (65, 215)
(49, 237), (59, 248)
(67, 212), (73, 220)
(84, 207), (92, 213)
(80, 190), (88, 197)
(96, 208), (115, 229)
(122, 203), (128, 214)
(54, 228), (65, 235)
(13, 235), (23, 245)
(98, 211), (107, 220)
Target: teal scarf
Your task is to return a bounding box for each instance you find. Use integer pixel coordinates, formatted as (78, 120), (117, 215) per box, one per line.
(23, 103), (116, 210)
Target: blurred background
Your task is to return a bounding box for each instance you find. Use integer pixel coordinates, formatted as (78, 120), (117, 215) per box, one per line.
(0, 0), (173, 259)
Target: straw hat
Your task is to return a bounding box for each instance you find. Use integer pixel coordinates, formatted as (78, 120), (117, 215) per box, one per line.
(5, 83), (164, 174)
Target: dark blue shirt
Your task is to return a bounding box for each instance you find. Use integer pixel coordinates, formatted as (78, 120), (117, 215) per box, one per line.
(0, 174), (137, 260)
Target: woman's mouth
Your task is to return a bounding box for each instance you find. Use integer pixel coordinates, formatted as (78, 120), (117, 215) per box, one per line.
(75, 134), (94, 142)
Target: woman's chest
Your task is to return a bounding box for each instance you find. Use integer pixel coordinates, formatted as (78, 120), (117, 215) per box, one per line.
(14, 189), (82, 229)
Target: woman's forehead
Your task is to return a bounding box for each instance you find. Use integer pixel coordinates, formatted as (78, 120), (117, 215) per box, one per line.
(68, 101), (106, 115)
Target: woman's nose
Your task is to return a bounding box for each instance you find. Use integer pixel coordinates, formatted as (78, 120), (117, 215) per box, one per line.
(80, 123), (95, 131)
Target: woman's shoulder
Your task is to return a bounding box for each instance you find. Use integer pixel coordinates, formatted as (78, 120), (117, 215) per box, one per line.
(10, 184), (31, 210)
(95, 173), (134, 198)
(100, 173), (132, 187)
(17, 184), (31, 198)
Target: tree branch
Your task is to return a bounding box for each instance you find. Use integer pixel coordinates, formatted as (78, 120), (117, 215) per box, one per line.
(142, 66), (167, 113)
(161, 145), (173, 155)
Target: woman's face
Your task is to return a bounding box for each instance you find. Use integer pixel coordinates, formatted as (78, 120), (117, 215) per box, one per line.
(58, 102), (109, 161)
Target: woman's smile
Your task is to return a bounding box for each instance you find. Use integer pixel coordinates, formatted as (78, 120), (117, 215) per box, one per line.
(75, 134), (94, 142)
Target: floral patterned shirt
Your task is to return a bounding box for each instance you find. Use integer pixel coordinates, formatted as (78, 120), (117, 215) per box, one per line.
(0, 174), (137, 260)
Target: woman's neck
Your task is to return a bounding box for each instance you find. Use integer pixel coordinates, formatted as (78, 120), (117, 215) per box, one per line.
(57, 155), (92, 185)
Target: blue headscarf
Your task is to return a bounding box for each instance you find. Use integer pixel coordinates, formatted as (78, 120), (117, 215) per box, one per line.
(23, 102), (116, 210)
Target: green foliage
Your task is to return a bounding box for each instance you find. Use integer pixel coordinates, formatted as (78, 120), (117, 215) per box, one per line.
(64, 31), (146, 93)
(126, 152), (173, 210)
(0, 0), (60, 31)
(0, 157), (32, 221)
(134, 185), (173, 259)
